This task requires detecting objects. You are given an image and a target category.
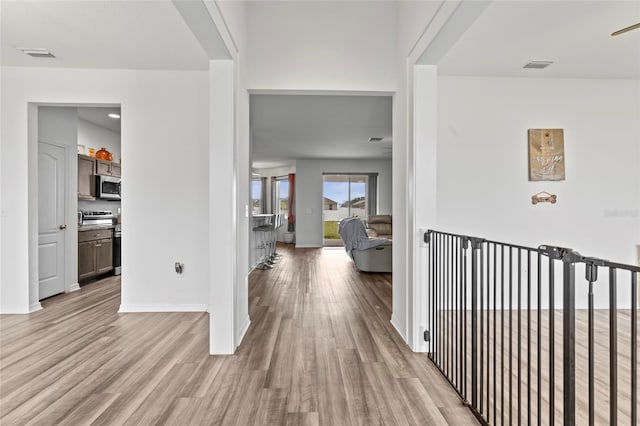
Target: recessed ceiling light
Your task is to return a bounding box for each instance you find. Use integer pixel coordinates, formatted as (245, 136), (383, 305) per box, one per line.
(523, 61), (553, 69)
(108, 113), (121, 119)
(16, 47), (55, 58)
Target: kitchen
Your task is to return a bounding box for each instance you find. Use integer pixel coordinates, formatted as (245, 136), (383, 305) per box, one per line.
(38, 106), (122, 300)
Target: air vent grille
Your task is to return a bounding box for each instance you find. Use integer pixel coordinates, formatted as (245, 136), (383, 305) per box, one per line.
(523, 61), (553, 69)
(17, 48), (56, 58)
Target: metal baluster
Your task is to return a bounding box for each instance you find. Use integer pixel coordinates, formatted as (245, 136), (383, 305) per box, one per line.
(518, 248), (522, 426)
(563, 252), (576, 426)
(631, 271), (637, 426)
(455, 237), (459, 389)
(527, 250), (532, 426)
(509, 246), (513, 426)
(493, 243), (497, 424)
(501, 245), (505, 426)
(463, 237), (469, 402)
(537, 252), (542, 426)
(548, 258), (555, 425)
(480, 244), (485, 415)
(471, 238), (479, 411)
(586, 262), (597, 426)
(609, 268), (617, 425)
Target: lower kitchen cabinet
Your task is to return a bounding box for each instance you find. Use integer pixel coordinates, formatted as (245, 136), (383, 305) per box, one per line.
(78, 229), (113, 281)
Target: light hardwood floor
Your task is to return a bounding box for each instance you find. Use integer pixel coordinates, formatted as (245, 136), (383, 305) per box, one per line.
(0, 245), (477, 425)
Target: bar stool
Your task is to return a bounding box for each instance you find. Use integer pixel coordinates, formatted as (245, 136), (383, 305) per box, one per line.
(253, 223), (273, 269)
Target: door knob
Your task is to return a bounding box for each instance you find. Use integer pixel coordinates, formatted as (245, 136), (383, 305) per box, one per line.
(59, 224), (67, 230)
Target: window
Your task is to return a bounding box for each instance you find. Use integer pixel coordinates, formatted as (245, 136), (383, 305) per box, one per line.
(251, 178), (263, 215)
(322, 173), (377, 245)
(273, 177), (289, 220)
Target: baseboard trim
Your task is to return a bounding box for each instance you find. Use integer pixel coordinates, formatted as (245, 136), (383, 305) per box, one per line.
(118, 304), (208, 313)
(29, 302), (43, 313)
(294, 244), (322, 248)
(390, 314), (406, 342)
(236, 315), (251, 348)
(68, 283), (81, 292)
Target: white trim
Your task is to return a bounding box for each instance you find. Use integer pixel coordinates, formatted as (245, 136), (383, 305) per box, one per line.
(236, 315), (251, 348)
(29, 302), (43, 313)
(390, 314), (406, 342)
(118, 304), (208, 313)
(68, 282), (80, 292)
(295, 244), (322, 248)
(248, 89), (395, 97)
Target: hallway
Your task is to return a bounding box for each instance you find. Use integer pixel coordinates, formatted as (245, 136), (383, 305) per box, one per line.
(0, 245), (476, 425)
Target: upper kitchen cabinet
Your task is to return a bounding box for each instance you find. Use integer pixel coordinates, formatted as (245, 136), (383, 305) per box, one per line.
(96, 159), (121, 177)
(78, 154), (96, 200)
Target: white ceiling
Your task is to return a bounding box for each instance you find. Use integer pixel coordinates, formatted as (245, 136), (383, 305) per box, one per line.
(77, 107), (121, 134)
(0, 0), (227, 70)
(250, 95), (392, 169)
(427, 0), (640, 79)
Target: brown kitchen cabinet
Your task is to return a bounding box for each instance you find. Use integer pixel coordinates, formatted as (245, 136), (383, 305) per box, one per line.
(78, 155), (96, 199)
(96, 159), (121, 177)
(78, 229), (113, 281)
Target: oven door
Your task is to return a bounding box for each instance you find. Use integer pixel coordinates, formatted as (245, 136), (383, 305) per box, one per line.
(98, 176), (121, 200)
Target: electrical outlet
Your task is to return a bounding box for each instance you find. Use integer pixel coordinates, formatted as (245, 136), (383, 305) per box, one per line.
(175, 262), (184, 277)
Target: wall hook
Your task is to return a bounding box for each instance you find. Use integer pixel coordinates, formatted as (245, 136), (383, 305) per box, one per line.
(532, 191), (557, 205)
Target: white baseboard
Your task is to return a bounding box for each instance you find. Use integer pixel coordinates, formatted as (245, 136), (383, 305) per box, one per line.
(236, 315), (251, 348)
(68, 282), (80, 292)
(390, 314), (406, 342)
(29, 302), (43, 313)
(118, 304), (208, 313)
(294, 244), (322, 248)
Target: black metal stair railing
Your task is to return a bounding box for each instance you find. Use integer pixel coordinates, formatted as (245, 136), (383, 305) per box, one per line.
(424, 229), (639, 426)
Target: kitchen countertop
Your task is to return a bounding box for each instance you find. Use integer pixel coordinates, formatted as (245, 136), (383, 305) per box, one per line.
(78, 224), (115, 231)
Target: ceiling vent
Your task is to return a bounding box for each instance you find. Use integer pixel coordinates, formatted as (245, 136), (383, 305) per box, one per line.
(368, 137), (384, 143)
(523, 61), (553, 69)
(17, 48), (56, 58)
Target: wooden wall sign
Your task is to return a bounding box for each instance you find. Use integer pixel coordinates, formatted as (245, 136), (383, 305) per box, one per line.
(528, 128), (565, 181)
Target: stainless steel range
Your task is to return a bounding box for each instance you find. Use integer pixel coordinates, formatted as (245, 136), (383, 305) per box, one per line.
(80, 210), (114, 226)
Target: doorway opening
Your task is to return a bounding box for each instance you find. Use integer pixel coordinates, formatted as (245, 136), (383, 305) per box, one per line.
(322, 174), (376, 247)
(32, 103), (122, 307)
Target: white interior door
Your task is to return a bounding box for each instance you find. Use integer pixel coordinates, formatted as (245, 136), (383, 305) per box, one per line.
(38, 142), (66, 300)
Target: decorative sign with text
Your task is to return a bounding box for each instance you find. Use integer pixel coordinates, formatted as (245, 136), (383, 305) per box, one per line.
(528, 128), (565, 181)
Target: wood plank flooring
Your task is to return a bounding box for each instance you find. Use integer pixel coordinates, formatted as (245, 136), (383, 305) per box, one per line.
(0, 245), (477, 425)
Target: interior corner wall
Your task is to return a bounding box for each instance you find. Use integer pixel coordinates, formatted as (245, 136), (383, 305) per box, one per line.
(294, 158), (392, 248)
(436, 75), (640, 306)
(1, 66), (209, 313)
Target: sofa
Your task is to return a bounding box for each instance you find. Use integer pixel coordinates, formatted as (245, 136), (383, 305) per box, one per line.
(338, 216), (392, 273)
(365, 215), (392, 239)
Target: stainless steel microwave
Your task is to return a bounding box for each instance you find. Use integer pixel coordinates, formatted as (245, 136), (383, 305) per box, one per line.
(96, 175), (121, 200)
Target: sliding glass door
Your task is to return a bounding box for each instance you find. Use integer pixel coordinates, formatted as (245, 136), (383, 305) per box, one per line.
(322, 174), (374, 246)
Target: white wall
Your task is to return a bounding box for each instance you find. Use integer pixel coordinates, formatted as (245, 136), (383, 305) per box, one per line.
(1, 67), (209, 313)
(246, 1), (397, 92)
(295, 159), (392, 247)
(436, 75), (640, 307)
(77, 118), (121, 162)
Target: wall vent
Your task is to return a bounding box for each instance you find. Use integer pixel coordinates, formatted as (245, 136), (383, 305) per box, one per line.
(17, 48), (56, 58)
(523, 61), (553, 69)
